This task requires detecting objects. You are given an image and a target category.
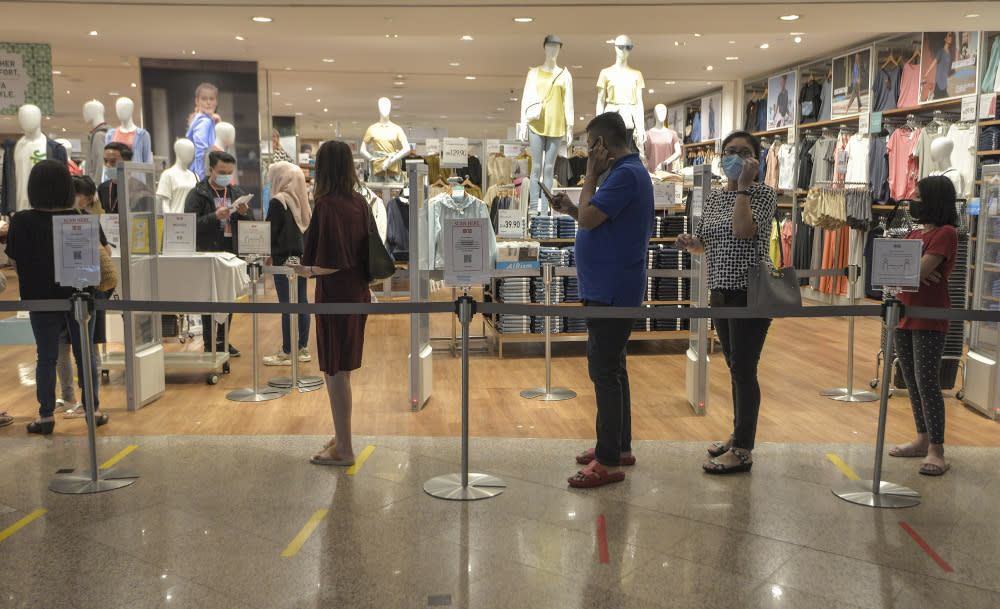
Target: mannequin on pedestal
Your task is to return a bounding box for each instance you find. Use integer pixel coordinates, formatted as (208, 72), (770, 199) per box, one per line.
(1, 104), (69, 215)
(105, 97), (151, 163)
(83, 100), (109, 183)
(520, 34), (574, 213)
(186, 82), (220, 180)
(157, 139), (198, 214)
(644, 103), (682, 172)
(203, 122), (236, 178)
(929, 136), (964, 197)
(360, 98), (409, 181)
(597, 34), (646, 154)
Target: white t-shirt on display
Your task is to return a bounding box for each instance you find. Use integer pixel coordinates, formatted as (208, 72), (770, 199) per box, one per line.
(156, 167), (199, 214)
(844, 134), (870, 185)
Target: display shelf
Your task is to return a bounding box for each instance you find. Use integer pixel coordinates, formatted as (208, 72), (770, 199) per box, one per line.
(484, 319), (691, 358)
(977, 150), (1000, 157)
(983, 295), (1000, 303)
(752, 127), (790, 138)
(881, 98), (962, 117)
(982, 262), (1000, 272)
(873, 204), (901, 211)
(683, 139), (719, 149)
(979, 118), (1000, 127)
(797, 115), (860, 131)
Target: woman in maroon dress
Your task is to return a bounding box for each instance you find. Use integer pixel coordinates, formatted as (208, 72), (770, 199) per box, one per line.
(292, 141), (372, 465)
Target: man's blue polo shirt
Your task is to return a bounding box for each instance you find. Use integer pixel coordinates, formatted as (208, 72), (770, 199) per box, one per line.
(575, 153), (654, 306)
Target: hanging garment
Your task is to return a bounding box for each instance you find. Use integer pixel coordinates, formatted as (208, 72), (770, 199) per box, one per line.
(984, 34), (1000, 93)
(764, 144), (781, 189)
(799, 79), (823, 123)
(777, 143), (797, 192)
(797, 136), (818, 190)
(887, 127), (921, 200)
(107, 127), (152, 164)
(844, 134), (870, 184)
(872, 66), (902, 112)
(769, 218), (781, 268)
(868, 134), (890, 203)
(833, 133), (851, 182)
(428, 192), (497, 269)
(809, 136), (837, 186)
(455, 155), (483, 188)
(780, 219), (794, 267)
(819, 78), (833, 121)
(897, 63), (920, 108)
(946, 123), (977, 199)
(385, 196), (410, 261)
(744, 99), (758, 132)
(758, 143), (769, 184)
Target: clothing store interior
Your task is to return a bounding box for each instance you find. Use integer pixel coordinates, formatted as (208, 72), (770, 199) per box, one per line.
(2, 1), (1000, 608)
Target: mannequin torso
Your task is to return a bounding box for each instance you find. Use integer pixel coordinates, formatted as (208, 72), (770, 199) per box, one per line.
(596, 36), (645, 149)
(644, 104), (681, 171)
(14, 131), (47, 212)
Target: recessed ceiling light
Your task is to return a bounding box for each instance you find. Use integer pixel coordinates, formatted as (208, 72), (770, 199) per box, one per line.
(707, 81), (713, 85)
(966, 13), (981, 18)
(461, 35), (474, 41)
(384, 33), (399, 38)
(760, 43), (770, 49)
(728, 40), (736, 44)
(694, 33), (702, 37)
(130, 82), (137, 87)
(790, 32), (805, 35)
(89, 30), (98, 36)
(794, 36), (803, 44)
(513, 17), (533, 23)
(664, 81), (676, 85)
(571, 65), (583, 69)
(284, 67), (292, 71)
(394, 74), (405, 79)
(66, 90), (70, 94)
(449, 62), (461, 67)
(509, 97), (519, 102)
(323, 108), (328, 112)
(273, 91), (280, 95)
(579, 116), (585, 121)
(295, 112), (302, 116)
(251, 16), (272, 23)
(284, 103), (293, 106)
(235, 35), (245, 41)
(321, 58), (335, 63)
(52, 70), (61, 75)
(606, 39), (615, 44)
(61, 127), (66, 132)
(315, 98), (321, 102)
(674, 41), (680, 47)
(487, 116), (494, 120)
(780, 14), (800, 21)
(496, 107), (505, 111)
(440, 115), (448, 119)
(726, 56), (739, 61)
(393, 95), (403, 99)
(465, 75), (476, 80)
(306, 87), (312, 91)
(706, 65), (714, 71)
(393, 80), (405, 86)
(190, 50), (197, 55)
(109, 92), (119, 96)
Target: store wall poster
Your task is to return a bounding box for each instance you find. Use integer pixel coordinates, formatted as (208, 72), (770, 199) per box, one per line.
(767, 71), (796, 130)
(700, 94), (721, 141)
(667, 105), (685, 134)
(919, 31), (979, 102)
(0, 42), (54, 115)
(832, 49), (871, 117)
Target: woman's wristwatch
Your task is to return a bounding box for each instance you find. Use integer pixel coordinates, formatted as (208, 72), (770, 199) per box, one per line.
(733, 190), (751, 196)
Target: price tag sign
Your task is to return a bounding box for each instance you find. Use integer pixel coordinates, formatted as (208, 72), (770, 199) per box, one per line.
(980, 93), (996, 120)
(871, 238), (921, 289)
(859, 112), (870, 134)
(443, 218), (491, 286)
(787, 128), (797, 145)
(497, 209), (525, 238)
(486, 139), (502, 155)
(503, 144), (522, 157)
(131, 217), (151, 254)
(52, 214), (100, 288)
(653, 181), (676, 209)
(960, 95), (977, 122)
(691, 187), (704, 218)
(870, 111), (883, 134)
(161, 213), (196, 255)
(441, 137), (469, 168)
(99, 214), (120, 252)
(425, 138), (441, 155)
(237, 221), (271, 256)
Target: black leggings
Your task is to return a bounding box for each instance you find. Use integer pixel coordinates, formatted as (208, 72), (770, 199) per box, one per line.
(894, 328), (947, 445)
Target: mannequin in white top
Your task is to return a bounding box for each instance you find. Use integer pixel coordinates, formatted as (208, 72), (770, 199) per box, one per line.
(158, 138), (198, 214)
(83, 100), (109, 182)
(105, 97), (151, 162)
(929, 136), (964, 196)
(597, 34), (646, 153)
(203, 122), (236, 177)
(14, 104), (48, 212)
(644, 103), (682, 172)
(360, 98), (409, 181)
(520, 34), (574, 213)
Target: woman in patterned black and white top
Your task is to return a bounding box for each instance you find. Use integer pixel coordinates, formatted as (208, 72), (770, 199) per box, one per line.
(676, 130), (777, 474)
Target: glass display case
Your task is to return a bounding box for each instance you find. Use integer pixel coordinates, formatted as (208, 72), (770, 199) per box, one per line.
(965, 164), (1000, 420)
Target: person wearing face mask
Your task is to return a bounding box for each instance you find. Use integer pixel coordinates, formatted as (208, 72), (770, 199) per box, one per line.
(888, 176), (959, 476)
(675, 130), (777, 474)
(184, 150), (249, 356)
(97, 142), (133, 213)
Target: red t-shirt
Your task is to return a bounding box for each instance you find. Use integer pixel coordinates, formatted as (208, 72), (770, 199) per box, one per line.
(897, 225), (958, 333)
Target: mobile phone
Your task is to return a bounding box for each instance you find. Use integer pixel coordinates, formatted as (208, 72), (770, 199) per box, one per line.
(538, 182), (557, 203)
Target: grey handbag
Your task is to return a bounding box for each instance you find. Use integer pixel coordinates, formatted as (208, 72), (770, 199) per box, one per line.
(747, 220), (801, 310)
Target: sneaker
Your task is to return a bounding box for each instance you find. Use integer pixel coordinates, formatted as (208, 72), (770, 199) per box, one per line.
(228, 345), (241, 358)
(263, 351), (292, 366)
(63, 403), (87, 419)
(298, 348), (312, 362)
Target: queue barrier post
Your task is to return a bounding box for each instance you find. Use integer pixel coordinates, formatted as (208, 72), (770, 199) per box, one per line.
(266, 266), (323, 393)
(424, 293), (506, 501)
(821, 265), (879, 403)
(520, 264), (576, 402)
(227, 258), (288, 403)
(49, 292), (139, 494)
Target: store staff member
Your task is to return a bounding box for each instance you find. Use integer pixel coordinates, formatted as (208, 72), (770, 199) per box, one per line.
(97, 142), (133, 213)
(184, 150), (249, 356)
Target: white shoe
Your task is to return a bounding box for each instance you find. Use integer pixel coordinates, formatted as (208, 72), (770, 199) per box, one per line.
(297, 348), (312, 362)
(263, 351), (292, 366)
(63, 403), (86, 419)
(55, 398), (74, 413)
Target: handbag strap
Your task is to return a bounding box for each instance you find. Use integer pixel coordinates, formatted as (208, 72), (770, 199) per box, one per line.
(538, 67), (566, 107)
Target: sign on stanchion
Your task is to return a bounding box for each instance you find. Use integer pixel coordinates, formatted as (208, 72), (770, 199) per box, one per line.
(266, 265), (323, 393)
(49, 216), (138, 494)
(521, 264), (576, 402)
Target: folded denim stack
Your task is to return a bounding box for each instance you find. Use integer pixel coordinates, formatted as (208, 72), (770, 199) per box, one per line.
(496, 278), (532, 334)
(991, 218), (1000, 239)
(564, 277), (580, 303)
(528, 215), (558, 240)
(531, 315), (564, 334)
(538, 248), (571, 266)
(531, 277), (565, 304)
(654, 248), (691, 269)
(654, 278), (691, 301)
(564, 317), (588, 333)
(992, 279), (1000, 300)
(658, 215), (689, 238)
(557, 215), (579, 238)
(562, 246), (575, 267)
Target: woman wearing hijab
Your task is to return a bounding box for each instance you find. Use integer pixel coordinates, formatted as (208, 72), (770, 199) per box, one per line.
(263, 161), (313, 366)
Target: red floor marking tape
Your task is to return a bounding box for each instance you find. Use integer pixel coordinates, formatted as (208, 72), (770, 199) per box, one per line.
(899, 522), (954, 573)
(597, 515), (610, 564)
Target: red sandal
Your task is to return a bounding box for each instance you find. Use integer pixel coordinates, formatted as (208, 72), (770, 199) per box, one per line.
(568, 461), (626, 488)
(575, 447), (636, 466)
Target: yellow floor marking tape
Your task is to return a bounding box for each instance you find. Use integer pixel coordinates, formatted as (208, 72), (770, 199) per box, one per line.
(826, 454), (861, 480)
(0, 509), (47, 543)
(281, 509), (329, 557)
(100, 445), (138, 470)
(346, 445), (375, 475)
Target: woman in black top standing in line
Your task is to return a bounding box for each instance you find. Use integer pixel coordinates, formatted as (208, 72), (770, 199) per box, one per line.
(676, 130), (777, 473)
(5, 161), (109, 434)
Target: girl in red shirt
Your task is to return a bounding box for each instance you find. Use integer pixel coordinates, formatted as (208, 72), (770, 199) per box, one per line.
(890, 176), (959, 476)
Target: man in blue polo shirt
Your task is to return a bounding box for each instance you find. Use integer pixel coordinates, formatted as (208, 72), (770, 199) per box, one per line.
(549, 112), (654, 488)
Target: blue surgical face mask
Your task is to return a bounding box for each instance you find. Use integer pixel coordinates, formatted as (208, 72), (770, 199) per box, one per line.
(214, 174), (234, 187)
(722, 154), (744, 182)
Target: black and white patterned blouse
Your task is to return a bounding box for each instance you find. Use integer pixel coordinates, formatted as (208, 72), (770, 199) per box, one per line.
(694, 183), (777, 291)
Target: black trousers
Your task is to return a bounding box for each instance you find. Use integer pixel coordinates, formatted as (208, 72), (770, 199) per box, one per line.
(894, 328), (947, 445)
(202, 313), (233, 352)
(711, 289), (771, 451)
(584, 300), (633, 466)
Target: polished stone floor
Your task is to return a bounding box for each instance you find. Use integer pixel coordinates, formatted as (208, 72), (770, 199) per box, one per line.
(0, 435), (997, 609)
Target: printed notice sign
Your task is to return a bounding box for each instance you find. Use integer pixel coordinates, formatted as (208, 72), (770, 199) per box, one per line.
(52, 214), (99, 288)
(425, 138), (441, 155)
(161, 213), (196, 254)
(441, 137), (468, 168)
(237, 221), (271, 255)
(0, 43), (54, 115)
(871, 238), (921, 289)
(486, 139), (501, 155)
(443, 218), (490, 286)
(99, 214), (120, 252)
(653, 181), (676, 209)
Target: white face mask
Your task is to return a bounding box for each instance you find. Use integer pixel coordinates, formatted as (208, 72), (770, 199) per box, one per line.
(214, 174), (234, 187)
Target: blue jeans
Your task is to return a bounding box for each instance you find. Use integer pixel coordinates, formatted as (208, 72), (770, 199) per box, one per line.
(584, 301), (633, 467)
(273, 274), (311, 354)
(29, 309), (98, 419)
(528, 130), (562, 213)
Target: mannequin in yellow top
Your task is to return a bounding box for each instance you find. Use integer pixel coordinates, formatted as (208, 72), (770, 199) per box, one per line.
(597, 34), (646, 155)
(519, 34), (574, 213)
(360, 97), (409, 182)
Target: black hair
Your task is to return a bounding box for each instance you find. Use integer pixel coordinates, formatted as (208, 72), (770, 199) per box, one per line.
(72, 174), (97, 197)
(208, 150), (236, 168)
(314, 140), (359, 199)
(915, 176), (958, 226)
(104, 141), (133, 161)
(586, 112), (628, 148)
(722, 130), (762, 161)
(28, 160), (74, 210)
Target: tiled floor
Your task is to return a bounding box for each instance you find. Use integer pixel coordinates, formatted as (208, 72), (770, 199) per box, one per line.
(1, 435), (998, 609)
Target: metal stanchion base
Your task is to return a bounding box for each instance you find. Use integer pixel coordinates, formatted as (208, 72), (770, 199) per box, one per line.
(268, 375), (325, 393)
(520, 387), (577, 401)
(226, 387), (288, 402)
(820, 388), (848, 396)
(833, 480), (921, 508)
(424, 473), (506, 501)
(832, 391), (879, 403)
(49, 467), (139, 495)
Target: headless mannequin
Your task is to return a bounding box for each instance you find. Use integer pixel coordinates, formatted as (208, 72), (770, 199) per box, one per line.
(521, 36), (574, 212)
(158, 139), (198, 214)
(55, 139), (81, 176)
(115, 97), (137, 133)
(929, 136), (964, 196)
(360, 97), (409, 181)
(106, 97), (151, 162)
(203, 122), (236, 177)
(645, 103), (682, 172)
(14, 105), (49, 212)
(597, 34), (646, 153)
(83, 100), (109, 182)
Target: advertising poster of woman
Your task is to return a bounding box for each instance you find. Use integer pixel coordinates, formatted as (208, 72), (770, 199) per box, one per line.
(920, 31), (979, 101)
(832, 49), (871, 117)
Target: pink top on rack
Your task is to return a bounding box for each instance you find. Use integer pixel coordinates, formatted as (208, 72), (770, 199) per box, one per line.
(897, 63), (920, 108)
(886, 127), (921, 200)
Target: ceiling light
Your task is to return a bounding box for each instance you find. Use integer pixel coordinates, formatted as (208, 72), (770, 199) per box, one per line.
(393, 95), (403, 99)
(461, 35), (474, 41)
(315, 98), (321, 102)
(579, 116), (585, 121)
(513, 17), (533, 23)
(306, 87), (312, 91)
(322, 58), (335, 63)
(393, 81), (405, 86)
(966, 13), (981, 18)
(648, 89), (654, 94)
(394, 74), (405, 79)
(384, 33), (398, 38)
(465, 75), (476, 80)
(323, 108), (328, 112)
(251, 16), (272, 23)
(726, 56), (739, 61)
(706, 81), (713, 85)
(234, 35), (245, 41)
(728, 40), (736, 44)
(88, 30), (98, 36)
(571, 65), (583, 69)
(496, 107), (505, 111)
(664, 81), (676, 85)
(130, 82), (137, 87)
(449, 62), (461, 67)
(52, 70), (61, 75)
(694, 33), (702, 37)
(780, 14), (800, 21)
(606, 39), (615, 44)
(790, 32), (804, 35)
(760, 43), (770, 49)
(440, 115), (448, 119)
(674, 41), (680, 47)
(284, 66), (292, 71)
(706, 65), (714, 71)
(191, 50), (197, 55)
(509, 97), (519, 102)
(109, 92), (119, 96)
(284, 103), (293, 106)
(66, 90), (70, 94)
(794, 36), (803, 44)
(273, 91), (280, 95)
(295, 112), (302, 116)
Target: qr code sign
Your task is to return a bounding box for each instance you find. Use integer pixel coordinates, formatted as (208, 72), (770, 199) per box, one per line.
(464, 255), (472, 264)
(73, 251), (82, 261)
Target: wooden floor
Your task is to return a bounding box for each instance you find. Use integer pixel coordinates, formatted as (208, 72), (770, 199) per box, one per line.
(1, 269), (997, 447)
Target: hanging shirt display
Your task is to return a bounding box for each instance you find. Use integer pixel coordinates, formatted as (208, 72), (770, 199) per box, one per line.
(428, 192), (497, 269)
(833, 133), (850, 181)
(897, 63), (920, 108)
(644, 128), (681, 171)
(913, 124), (948, 180)
(809, 136), (837, 186)
(844, 134), (870, 184)
(799, 79), (823, 123)
(946, 123), (977, 198)
(764, 144), (780, 189)
(777, 143), (797, 192)
(819, 78), (833, 121)
(363, 122), (407, 177)
(869, 134), (889, 202)
(887, 127), (921, 200)
(982, 34), (1000, 93)
(872, 66), (902, 112)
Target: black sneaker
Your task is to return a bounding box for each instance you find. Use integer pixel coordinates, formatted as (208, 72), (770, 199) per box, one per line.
(228, 345), (242, 357)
